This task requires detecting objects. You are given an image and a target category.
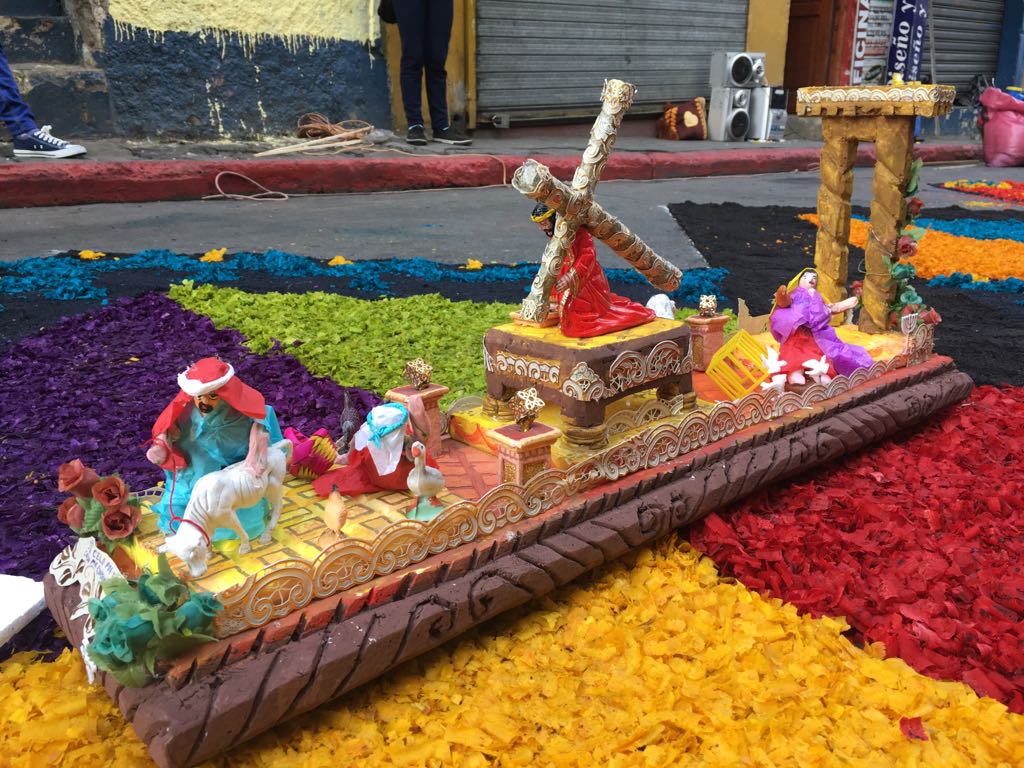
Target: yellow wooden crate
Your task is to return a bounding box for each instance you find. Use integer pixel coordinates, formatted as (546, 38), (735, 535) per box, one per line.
(705, 330), (771, 400)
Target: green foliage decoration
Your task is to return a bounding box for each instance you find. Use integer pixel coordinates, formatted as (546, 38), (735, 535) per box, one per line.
(87, 554), (221, 688)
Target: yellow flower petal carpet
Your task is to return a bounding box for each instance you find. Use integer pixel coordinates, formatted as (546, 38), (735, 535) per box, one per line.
(3, 539), (1021, 767)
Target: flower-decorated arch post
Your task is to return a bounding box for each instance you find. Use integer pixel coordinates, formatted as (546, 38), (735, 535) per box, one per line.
(796, 83), (955, 332)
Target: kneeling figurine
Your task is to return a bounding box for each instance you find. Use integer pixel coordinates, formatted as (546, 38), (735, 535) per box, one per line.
(766, 268), (873, 390)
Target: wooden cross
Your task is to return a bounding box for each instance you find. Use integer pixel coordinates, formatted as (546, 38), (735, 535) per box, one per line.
(513, 79), (682, 324)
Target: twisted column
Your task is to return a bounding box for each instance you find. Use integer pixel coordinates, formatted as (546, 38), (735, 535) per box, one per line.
(861, 117), (915, 333)
(813, 121), (859, 307)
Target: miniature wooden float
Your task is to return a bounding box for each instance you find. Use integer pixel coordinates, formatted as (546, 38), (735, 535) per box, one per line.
(44, 80), (971, 768)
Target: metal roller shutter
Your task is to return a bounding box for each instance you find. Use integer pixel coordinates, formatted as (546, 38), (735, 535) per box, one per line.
(921, 0), (1005, 94)
(475, 0), (749, 124)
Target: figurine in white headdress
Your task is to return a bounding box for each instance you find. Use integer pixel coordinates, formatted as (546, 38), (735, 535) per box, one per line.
(313, 401), (438, 497)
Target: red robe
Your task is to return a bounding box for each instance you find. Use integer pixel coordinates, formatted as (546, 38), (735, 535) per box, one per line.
(557, 230), (656, 338)
(312, 430), (439, 498)
(777, 327), (837, 378)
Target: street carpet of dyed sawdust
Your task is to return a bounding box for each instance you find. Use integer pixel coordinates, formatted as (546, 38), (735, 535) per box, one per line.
(799, 213), (1024, 282)
(939, 179), (1024, 205)
(2, 538), (1022, 768)
(693, 385), (1024, 714)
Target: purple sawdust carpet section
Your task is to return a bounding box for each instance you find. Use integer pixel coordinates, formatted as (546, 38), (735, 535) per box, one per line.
(0, 292), (380, 656)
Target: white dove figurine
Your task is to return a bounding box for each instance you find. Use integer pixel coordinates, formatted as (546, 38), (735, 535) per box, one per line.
(803, 355), (832, 386)
(760, 347), (788, 394)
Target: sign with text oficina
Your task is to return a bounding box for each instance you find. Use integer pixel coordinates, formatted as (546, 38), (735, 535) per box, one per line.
(851, 0), (895, 85)
(887, 0), (929, 82)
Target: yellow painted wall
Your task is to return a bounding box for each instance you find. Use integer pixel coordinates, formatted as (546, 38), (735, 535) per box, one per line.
(384, 0), (474, 131)
(108, 0), (378, 46)
(746, 0), (791, 85)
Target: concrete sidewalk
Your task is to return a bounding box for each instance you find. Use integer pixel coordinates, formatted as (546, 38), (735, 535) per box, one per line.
(0, 124), (982, 209)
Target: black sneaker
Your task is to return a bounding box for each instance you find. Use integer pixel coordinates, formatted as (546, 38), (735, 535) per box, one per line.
(432, 125), (472, 145)
(13, 125), (87, 159)
(406, 125), (427, 146)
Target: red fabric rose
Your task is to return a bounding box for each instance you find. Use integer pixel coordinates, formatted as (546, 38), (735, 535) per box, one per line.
(57, 497), (86, 530)
(57, 459), (99, 498)
(850, 280), (864, 298)
(92, 476), (129, 509)
(920, 307), (942, 325)
(897, 235), (918, 259)
(902, 303), (920, 317)
(906, 197), (924, 217)
(101, 503), (141, 540)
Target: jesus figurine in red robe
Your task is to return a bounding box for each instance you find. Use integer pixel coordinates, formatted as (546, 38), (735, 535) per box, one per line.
(531, 203), (656, 338)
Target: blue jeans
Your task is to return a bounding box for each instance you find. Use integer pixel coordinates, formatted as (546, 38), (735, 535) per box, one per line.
(0, 43), (36, 138)
(393, 0), (453, 129)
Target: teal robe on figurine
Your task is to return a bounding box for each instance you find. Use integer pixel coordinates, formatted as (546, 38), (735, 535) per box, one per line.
(152, 403), (283, 543)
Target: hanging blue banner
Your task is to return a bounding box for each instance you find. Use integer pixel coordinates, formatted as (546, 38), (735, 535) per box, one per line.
(887, 0), (930, 81)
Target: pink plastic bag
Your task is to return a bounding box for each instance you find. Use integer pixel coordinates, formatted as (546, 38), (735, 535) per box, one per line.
(981, 88), (1024, 167)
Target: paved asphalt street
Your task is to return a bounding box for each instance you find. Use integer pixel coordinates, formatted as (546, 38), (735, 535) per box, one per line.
(1, 163), (1019, 266)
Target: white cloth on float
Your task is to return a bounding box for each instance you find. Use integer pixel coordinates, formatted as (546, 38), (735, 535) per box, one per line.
(352, 402), (409, 476)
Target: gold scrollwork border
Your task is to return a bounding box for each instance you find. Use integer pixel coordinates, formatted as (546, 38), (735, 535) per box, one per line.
(216, 469), (579, 636)
(216, 354), (912, 636)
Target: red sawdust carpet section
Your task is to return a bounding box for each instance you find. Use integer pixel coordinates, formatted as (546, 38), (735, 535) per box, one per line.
(691, 385), (1024, 712)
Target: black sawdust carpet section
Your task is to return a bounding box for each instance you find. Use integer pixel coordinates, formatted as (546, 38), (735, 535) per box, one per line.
(0, 250), (669, 353)
(668, 202), (1024, 387)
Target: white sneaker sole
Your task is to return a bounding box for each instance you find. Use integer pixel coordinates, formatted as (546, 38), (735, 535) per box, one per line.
(13, 146), (87, 159)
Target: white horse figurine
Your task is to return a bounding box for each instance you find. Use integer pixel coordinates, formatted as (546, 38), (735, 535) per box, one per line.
(158, 428), (292, 578)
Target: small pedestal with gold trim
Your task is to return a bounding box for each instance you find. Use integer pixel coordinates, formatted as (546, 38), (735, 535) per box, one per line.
(487, 422), (562, 486)
(685, 314), (729, 371)
(385, 383), (450, 457)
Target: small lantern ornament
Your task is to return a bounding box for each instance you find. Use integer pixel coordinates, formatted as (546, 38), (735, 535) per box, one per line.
(698, 294), (718, 318)
(403, 358), (433, 390)
(511, 387), (545, 432)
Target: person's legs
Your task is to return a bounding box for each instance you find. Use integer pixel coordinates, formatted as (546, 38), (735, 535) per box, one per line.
(423, 0), (453, 131)
(0, 44), (37, 139)
(393, 0), (427, 128)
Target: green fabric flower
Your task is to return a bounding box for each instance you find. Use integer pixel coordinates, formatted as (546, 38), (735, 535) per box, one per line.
(91, 621), (132, 664)
(174, 593), (223, 633)
(891, 263), (917, 282)
(87, 595), (119, 625)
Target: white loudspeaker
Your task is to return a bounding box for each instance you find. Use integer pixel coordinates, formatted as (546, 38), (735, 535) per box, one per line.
(747, 86), (772, 140)
(708, 87), (751, 141)
(710, 51), (767, 88)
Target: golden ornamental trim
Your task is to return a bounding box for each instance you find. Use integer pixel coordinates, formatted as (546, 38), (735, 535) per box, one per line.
(494, 351), (561, 385)
(797, 84), (956, 106)
(215, 353), (917, 636)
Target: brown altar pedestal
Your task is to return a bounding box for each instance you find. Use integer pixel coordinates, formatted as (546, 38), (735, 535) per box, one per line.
(685, 314), (730, 372)
(487, 422), (562, 485)
(483, 318), (693, 446)
(385, 383), (450, 457)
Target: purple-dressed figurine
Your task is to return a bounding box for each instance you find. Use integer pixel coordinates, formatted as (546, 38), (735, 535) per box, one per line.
(768, 268), (874, 387)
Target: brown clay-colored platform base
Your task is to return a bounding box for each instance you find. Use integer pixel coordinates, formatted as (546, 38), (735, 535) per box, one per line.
(45, 359), (972, 768)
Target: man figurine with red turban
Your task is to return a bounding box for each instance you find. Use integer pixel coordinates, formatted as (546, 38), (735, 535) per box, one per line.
(146, 358), (283, 542)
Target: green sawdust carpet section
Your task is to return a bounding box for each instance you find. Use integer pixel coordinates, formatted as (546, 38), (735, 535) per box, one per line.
(170, 284), (515, 406)
(170, 284), (735, 408)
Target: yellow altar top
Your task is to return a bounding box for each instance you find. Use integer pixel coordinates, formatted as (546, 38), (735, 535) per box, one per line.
(496, 318), (683, 350)
(796, 84), (956, 118)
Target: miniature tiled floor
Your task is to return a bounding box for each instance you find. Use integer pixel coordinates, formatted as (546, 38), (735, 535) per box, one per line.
(127, 439), (500, 594)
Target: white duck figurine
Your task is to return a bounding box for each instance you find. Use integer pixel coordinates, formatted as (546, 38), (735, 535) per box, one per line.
(406, 441), (445, 520)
